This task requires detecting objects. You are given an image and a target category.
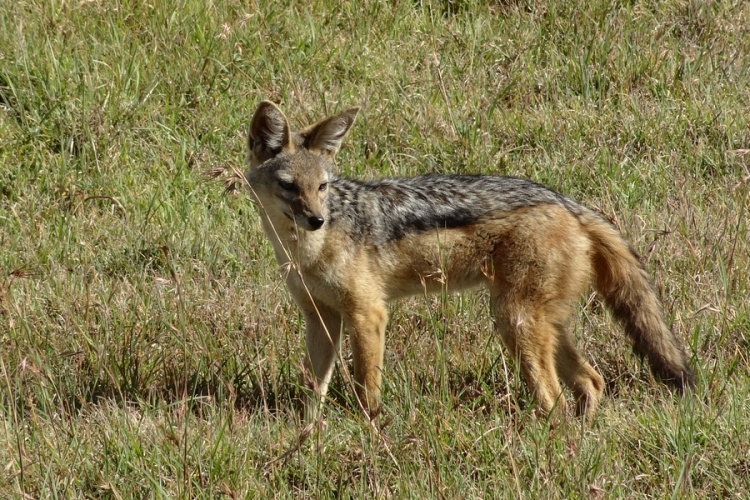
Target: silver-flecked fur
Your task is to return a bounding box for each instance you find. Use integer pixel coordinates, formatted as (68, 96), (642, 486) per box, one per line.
(327, 174), (583, 243)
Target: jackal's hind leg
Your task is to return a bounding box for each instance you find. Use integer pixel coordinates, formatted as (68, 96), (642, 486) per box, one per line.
(553, 325), (604, 420)
(491, 296), (568, 416)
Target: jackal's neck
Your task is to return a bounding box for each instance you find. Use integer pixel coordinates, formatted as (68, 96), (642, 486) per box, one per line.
(259, 212), (328, 268)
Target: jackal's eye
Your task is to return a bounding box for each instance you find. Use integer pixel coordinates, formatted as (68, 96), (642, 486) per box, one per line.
(318, 182), (328, 192)
(278, 180), (296, 192)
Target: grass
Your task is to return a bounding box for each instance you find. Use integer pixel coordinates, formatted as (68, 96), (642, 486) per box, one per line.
(1, 0), (749, 497)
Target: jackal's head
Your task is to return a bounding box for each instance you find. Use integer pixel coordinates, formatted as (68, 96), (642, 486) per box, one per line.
(245, 101), (359, 232)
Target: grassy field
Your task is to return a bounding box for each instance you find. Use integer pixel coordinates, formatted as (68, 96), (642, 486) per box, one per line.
(1, 0), (749, 497)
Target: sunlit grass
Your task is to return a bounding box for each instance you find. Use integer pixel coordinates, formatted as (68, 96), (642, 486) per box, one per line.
(1, 0), (749, 497)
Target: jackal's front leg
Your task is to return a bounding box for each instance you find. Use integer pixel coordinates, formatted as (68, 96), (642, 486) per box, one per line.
(300, 303), (343, 423)
(346, 302), (388, 419)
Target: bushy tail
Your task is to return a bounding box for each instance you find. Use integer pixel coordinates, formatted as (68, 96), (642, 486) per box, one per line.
(582, 211), (695, 391)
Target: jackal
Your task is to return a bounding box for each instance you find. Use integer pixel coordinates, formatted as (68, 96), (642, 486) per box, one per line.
(243, 101), (694, 422)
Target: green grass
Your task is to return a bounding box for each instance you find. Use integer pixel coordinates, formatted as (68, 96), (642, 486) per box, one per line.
(1, 0), (749, 497)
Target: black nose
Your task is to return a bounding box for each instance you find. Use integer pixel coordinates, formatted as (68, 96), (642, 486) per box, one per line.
(308, 216), (324, 230)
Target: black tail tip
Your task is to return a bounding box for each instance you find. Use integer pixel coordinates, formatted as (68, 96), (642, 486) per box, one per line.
(662, 367), (696, 394)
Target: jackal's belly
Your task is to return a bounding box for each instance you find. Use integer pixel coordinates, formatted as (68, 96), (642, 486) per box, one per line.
(378, 226), (493, 300)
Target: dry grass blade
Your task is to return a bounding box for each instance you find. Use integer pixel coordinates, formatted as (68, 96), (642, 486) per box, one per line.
(200, 164), (247, 194)
(262, 422), (318, 471)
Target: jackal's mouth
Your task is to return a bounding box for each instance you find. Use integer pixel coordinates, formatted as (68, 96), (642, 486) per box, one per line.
(283, 212), (294, 222)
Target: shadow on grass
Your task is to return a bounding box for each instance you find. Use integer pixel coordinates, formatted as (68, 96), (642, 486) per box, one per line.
(2, 352), (302, 419)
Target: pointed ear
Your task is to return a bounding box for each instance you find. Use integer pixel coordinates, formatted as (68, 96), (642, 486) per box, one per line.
(247, 101), (292, 163)
(300, 107), (360, 158)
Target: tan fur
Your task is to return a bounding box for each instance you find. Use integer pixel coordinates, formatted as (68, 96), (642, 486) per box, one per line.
(243, 101), (694, 422)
